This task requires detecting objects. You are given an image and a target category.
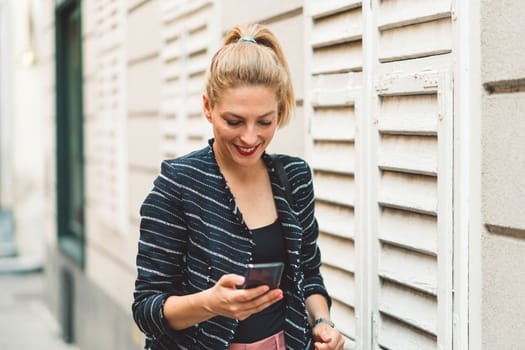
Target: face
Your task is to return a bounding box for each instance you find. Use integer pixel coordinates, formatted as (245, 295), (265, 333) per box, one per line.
(203, 85), (278, 169)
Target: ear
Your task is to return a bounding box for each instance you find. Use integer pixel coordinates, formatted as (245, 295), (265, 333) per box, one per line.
(202, 94), (212, 123)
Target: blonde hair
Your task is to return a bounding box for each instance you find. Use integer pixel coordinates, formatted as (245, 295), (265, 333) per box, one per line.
(205, 24), (295, 127)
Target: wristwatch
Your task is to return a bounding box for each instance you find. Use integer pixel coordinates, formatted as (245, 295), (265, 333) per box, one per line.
(313, 317), (335, 328)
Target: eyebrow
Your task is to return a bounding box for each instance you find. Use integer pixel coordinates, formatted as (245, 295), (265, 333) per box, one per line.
(221, 111), (276, 119)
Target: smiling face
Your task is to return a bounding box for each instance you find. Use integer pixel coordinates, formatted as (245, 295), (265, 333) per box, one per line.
(203, 85), (278, 169)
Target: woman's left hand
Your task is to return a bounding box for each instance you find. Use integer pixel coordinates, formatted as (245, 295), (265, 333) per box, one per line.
(312, 322), (345, 350)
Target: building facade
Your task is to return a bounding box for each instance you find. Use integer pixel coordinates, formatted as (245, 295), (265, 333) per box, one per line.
(1, 0), (524, 349)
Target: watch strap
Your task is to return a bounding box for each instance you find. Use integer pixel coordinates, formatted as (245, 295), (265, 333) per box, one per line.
(313, 317), (335, 328)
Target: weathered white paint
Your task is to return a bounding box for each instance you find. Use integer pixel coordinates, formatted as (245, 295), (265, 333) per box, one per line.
(379, 17), (452, 62)
(316, 201), (354, 239)
(452, 0), (482, 348)
(378, 171), (437, 216)
(379, 244), (437, 295)
(378, 0), (452, 31)
(379, 315), (437, 350)
(378, 95), (438, 136)
(378, 135), (438, 176)
(309, 0), (361, 20)
(311, 107), (356, 141)
(379, 208), (437, 255)
(379, 279), (437, 334)
(311, 9), (362, 49)
(306, 2), (363, 348)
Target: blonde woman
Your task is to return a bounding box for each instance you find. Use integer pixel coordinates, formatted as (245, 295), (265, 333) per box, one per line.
(132, 24), (344, 350)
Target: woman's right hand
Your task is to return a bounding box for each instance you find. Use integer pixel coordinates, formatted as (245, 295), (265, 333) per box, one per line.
(204, 274), (283, 320)
(162, 273), (284, 330)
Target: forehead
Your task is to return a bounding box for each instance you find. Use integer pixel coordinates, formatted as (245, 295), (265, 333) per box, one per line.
(215, 85), (278, 108)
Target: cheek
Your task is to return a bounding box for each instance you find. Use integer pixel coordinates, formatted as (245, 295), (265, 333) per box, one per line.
(213, 123), (235, 138)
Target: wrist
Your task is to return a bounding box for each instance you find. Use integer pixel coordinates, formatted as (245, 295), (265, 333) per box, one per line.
(199, 288), (216, 317)
(313, 317), (335, 328)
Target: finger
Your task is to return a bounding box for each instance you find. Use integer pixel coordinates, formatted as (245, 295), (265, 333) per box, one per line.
(314, 342), (329, 350)
(321, 332), (333, 343)
(244, 284), (272, 297)
(315, 339), (332, 350)
(247, 288), (283, 310)
(228, 288), (282, 319)
(242, 288), (283, 315)
(329, 335), (344, 350)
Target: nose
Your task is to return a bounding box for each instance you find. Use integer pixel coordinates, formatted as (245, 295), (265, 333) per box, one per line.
(240, 124), (257, 145)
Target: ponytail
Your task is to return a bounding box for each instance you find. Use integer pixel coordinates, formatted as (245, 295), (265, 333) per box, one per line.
(205, 24), (295, 127)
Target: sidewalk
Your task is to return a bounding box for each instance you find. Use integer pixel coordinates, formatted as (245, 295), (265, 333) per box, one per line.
(0, 270), (79, 350)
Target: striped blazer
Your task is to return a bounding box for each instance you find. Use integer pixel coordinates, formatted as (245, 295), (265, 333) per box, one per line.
(132, 140), (331, 350)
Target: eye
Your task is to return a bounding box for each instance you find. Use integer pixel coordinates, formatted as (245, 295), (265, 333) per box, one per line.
(259, 120), (273, 126)
(226, 120), (242, 126)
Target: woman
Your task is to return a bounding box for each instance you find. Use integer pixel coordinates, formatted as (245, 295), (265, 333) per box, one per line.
(132, 23), (345, 350)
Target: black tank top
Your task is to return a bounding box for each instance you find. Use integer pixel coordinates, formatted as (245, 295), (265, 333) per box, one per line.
(231, 220), (287, 343)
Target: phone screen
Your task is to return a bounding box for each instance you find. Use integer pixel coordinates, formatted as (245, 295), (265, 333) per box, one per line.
(242, 262), (284, 289)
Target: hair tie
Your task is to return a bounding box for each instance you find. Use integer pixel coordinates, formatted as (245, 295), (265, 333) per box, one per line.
(238, 36), (257, 44)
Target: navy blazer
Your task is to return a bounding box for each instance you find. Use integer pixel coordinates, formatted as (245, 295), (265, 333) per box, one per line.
(132, 140), (331, 350)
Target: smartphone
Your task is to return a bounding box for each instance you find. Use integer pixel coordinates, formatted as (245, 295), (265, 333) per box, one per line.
(241, 262), (285, 289)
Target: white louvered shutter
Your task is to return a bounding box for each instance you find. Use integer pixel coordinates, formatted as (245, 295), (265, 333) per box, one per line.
(86, 0), (128, 234)
(306, 1), (454, 349)
(373, 2), (454, 349)
(306, 1), (363, 349)
(373, 70), (453, 350)
(159, 0), (218, 159)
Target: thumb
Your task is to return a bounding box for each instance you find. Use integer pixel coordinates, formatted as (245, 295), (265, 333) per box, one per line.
(318, 329), (332, 343)
(218, 273), (245, 288)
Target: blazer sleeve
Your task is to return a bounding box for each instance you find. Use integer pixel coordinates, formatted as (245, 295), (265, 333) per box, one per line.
(295, 160), (332, 308)
(132, 160), (194, 341)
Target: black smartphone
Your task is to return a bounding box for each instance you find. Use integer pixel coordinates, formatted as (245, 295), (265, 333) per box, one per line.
(241, 262), (285, 289)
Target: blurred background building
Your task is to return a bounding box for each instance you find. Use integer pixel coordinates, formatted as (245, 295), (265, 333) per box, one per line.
(0, 0), (524, 349)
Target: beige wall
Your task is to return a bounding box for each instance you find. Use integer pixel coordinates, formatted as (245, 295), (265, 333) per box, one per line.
(481, 0), (525, 348)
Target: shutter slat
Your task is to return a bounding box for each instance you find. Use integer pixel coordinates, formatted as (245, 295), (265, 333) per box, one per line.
(378, 135), (438, 176)
(312, 142), (355, 174)
(314, 172), (355, 207)
(319, 234), (355, 272)
(316, 201), (354, 239)
(380, 314), (437, 350)
(379, 208), (437, 255)
(310, 0), (361, 19)
(379, 244), (437, 295)
(379, 280), (437, 334)
(311, 10), (362, 48)
(321, 265), (355, 307)
(378, 171), (437, 216)
(378, 0), (452, 31)
(311, 107), (356, 141)
(379, 18), (452, 62)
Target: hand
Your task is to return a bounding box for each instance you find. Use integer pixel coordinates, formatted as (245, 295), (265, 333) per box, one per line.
(205, 274), (283, 321)
(313, 322), (345, 350)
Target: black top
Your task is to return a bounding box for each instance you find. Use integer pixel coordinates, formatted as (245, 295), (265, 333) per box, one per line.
(231, 220), (287, 343)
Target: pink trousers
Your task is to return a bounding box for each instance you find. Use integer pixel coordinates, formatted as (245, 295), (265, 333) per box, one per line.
(228, 330), (286, 350)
